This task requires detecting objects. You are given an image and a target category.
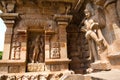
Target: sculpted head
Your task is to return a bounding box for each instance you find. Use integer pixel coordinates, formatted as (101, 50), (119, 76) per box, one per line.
(84, 9), (91, 18)
(84, 3), (94, 18)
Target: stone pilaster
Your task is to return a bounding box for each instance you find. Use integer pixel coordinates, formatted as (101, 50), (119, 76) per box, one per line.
(0, 13), (26, 73)
(45, 14), (72, 71)
(0, 13), (19, 60)
(54, 15), (72, 59)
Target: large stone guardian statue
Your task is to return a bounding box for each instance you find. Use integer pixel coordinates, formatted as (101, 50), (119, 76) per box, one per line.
(82, 3), (107, 62)
(82, 3), (111, 71)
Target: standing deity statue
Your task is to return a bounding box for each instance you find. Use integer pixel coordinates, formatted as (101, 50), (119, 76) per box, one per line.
(31, 35), (44, 63)
(82, 3), (107, 62)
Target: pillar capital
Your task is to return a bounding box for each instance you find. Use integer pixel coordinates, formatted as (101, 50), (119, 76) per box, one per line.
(54, 14), (72, 23)
(0, 13), (19, 28)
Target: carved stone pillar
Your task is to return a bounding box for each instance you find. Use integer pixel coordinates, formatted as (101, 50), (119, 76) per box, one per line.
(54, 15), (72, 59)
(45, 14), (72, 71)
(0, 13), (18, 60)
(0, 13), (26, 73)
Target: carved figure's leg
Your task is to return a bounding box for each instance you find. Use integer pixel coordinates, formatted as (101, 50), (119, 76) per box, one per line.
(32, 50), (36, 63)
(85, 30), (102, 45)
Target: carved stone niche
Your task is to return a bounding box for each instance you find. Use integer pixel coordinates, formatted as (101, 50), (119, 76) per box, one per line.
(27, 29), (46, 72)
(27, 29), (45, 63)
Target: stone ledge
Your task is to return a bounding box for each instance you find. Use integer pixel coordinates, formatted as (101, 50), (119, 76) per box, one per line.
(0, 60), (25, 65)
(0, 13), (19, 20)
(45, 59), (71, 64)
(108, 52), (120, 59)
(54, 14), (72, 22)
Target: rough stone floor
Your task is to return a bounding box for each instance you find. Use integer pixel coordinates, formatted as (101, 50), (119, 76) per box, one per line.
(85, 69), (120, 80)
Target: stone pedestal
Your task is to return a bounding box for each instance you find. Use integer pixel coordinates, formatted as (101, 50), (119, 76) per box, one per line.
(91, 61), (111, 70)
(107, 39), (120, 68)
(27, 63), (46, 72)
(108, 52), (120, 69)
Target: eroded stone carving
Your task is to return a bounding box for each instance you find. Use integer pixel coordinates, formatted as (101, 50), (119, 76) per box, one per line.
(27, 63), (45, 72)
(22, 75), (30, 80)
(16, 75), (22, 80)
(27, 32), (44, 64)
(0, 0), (15, 13)
(82, 3), (107, 62)
(51, 42), (60, 59)
(30, 75), (38, 80)
(7, 75), (16, 80)
(30, 35), (44, 63)
(93, 0), (120, 42)
(11, 35), (21, 60)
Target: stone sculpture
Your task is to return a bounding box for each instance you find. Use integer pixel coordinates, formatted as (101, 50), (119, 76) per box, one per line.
(82, 3), (107, 62)
(0, 0), (15, 13)
(31, 35), (44, 63)
(93, 0), (120, 42)
(12, 35), (21, 60)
